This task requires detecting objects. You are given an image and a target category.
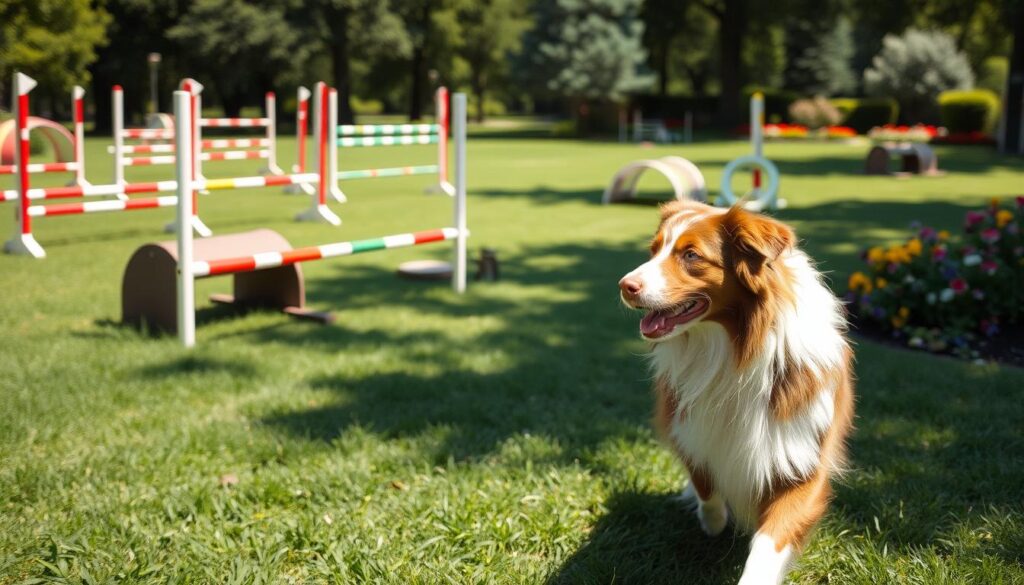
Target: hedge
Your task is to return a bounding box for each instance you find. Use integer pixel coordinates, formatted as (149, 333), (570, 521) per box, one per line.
(938, 89), (1001, 134)
(830, 98), (899, 134)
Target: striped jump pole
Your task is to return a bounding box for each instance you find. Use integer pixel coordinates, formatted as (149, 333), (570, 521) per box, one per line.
(751, 92), (764, 194)
(262, 92), (284, 175)
(285, 86), (315, 195)
(4, 72), (45, 258)
(433, 86), (456, 196)
(165, 78), (211, 237)
(72, 86), (90, 187)
(295, 82), (340, 225)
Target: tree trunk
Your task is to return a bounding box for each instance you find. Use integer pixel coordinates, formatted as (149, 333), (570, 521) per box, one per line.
(330, 11), (355, 125)
(409, 45), (426, 121)
(471, 65), (486, 123)
(222, 92), (243, 118)
(658, 43), (670, 96)
(716, 0), (747, 127)
(1001, 4), (1024, 154)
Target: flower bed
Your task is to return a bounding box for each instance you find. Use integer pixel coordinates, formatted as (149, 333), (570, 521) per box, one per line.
(930, 131), (997, 146)
(847, 198), (1024, 361)
(758, 124), (858, 140)
(868, 124), (946, 143)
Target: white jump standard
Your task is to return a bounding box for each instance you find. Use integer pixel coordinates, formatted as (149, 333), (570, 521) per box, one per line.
(167, 89), (469, 347)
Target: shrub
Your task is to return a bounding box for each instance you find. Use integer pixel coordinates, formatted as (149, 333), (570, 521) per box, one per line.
(938, 89), (1000, 134)
(864, 29), (973, 123)
(351, 97), (384, 116)
(977, 56), (1008, 95)
(830, 97), (899, 134)
(788, 96), (842, 129)
(847, 197), (1024, 358)
(468, 97), (507, 120)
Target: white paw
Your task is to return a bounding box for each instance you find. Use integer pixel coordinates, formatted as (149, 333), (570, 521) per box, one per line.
(697, 499), (729, 536)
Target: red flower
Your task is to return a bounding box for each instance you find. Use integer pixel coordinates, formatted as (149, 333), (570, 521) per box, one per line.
(950, 278), (968, 293)
(981, 227), (1000, 244)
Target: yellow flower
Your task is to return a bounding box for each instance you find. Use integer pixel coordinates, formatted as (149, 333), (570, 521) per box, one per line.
(991, 197), (1001, 209)
(876, 277), (888, 289)
(890, 307), (910, 329)
(867, 247), (885, 263)
(848, 271), (872, 293)
(938, 230), (950, 241)
(996, 209), (1014, 228)
(906, 238), (922, 256)
(885, 245), (911, 264)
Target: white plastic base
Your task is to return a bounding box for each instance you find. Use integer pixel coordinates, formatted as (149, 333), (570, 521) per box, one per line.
(329, 186), (347, 203)
(295, 204), (341, 226)
(164, 215), (213, 237)
(4, 233), (46, 258)
(426, 181), (456, 197)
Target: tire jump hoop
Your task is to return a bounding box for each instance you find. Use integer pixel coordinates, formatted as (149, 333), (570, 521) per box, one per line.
(602, 156), (707, 204)
(122, 89), (470, 347)
(718, 91), (786, 212)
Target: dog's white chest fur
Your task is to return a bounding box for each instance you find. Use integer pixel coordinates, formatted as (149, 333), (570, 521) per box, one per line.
(649, 251), (845, 529)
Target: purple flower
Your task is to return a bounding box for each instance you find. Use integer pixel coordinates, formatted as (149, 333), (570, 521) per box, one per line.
(981, 228), (1000, 244)
(918, 226), (936, 241)
(941, 265), (959, 280)
(981, 260), (998, 275)
(932, 246), (947, 261)
(873, 306), (887, 320)
(972, 289), (985, 300)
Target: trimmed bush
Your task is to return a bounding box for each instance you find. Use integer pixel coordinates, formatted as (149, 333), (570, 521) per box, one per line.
(788, 97), (842, 129)
(938, 89), (1001, 134)
(830, 97), (899, 134)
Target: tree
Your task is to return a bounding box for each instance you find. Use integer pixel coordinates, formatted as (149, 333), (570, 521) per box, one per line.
(0, 0), (109, 111)
(167, 0), (307, 116)
(300, 0), (410, 124)
(786, 17), (857, 95)
(864, 28), (974, 123)
(394, 0), (465, 121)
(693, 0), (747, 125)
(641, 0), (690, 96)
(458, 0), (531, 122)
(521, 0), (651, 103)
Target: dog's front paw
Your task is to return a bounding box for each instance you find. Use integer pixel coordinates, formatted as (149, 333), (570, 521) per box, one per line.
(696, 497), (729, 537)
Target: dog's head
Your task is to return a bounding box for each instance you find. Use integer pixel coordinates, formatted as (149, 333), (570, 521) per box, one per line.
(619, 200), (795, 342)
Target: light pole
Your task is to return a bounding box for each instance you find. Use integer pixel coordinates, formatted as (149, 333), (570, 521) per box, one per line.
(148, 52), (161, 114)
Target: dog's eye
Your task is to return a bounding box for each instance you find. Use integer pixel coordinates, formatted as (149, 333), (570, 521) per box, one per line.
(683, 249), (702, 262)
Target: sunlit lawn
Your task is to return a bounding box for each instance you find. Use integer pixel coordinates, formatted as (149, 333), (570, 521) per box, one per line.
(1, 128), (1022, 583)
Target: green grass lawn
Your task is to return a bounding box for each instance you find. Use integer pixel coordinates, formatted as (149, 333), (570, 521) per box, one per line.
(1, 130), (1023, 583)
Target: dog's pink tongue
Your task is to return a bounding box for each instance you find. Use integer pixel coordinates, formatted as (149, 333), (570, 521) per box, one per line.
(641, 311), (667, 337)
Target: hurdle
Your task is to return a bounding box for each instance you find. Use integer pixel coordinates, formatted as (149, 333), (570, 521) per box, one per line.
(163, 88), (468, 347)
(3, 73), (327, 258)
(718, 92), (784, 211)
(110, 80), (284, 189)
(331, 86), (455, 201)
(0, 83), (89, 189)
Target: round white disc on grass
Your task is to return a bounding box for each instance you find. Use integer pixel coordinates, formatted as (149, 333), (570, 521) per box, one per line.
(397, 259), (453, 281)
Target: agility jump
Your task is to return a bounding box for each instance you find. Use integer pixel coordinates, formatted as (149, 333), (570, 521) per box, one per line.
(120, 88), (469, 347)
(0, 81), (89, 189)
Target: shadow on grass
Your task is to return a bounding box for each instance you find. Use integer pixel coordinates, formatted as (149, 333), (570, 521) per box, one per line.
(136, 354), (262, 379)
(545, 492), (746, 585)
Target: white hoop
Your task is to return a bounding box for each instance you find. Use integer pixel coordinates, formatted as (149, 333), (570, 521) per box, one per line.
(719, 155), (780, 210)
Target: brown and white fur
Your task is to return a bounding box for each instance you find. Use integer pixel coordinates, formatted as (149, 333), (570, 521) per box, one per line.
(618, 201), (854, 585)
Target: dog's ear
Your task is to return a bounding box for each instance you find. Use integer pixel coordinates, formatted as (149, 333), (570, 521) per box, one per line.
(721, 206), (795, 292)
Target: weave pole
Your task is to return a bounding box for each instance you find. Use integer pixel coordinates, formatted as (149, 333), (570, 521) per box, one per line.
(452, 93), (468, 292)
(327, 88), (345, 203)
(295, 82), (340, 225)
(4, 73), (45, 258)
(174, 90), (196, 347)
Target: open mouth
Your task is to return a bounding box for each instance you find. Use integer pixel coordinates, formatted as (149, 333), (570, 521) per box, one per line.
(639, 298), (709, 339)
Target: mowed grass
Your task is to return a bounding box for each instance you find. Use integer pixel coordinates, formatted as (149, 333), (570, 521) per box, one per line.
(1, 128), (1023, 584)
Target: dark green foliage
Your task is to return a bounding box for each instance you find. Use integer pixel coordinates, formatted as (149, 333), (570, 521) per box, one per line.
(938, 89), (1002, 134)
(830, 97), (900, 133)
(741, 86), (799, 124)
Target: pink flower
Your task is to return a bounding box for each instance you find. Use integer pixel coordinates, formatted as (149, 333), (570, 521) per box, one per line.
(950, 278), (968, 293)
(981, 228), (1000, 244)
(964, 211), (986, 230)
(932, 246), (947, 261)
(981, 260), (998, 275)
(918, 226), (936, 241)
(1016, 196), (1024, 209)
